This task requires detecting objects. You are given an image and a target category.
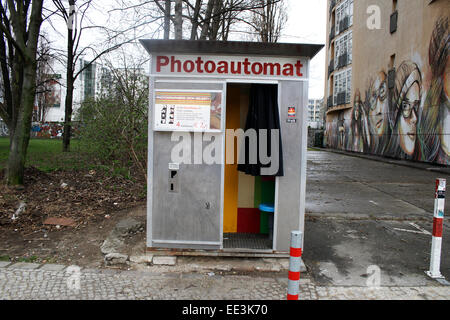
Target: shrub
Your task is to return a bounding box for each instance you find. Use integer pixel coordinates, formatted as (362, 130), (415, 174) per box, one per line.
(76, 68), (148, 180)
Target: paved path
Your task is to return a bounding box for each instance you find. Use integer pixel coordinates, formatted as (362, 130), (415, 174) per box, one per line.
(0, 262), (448, 300)
(304, 151), (450, 286)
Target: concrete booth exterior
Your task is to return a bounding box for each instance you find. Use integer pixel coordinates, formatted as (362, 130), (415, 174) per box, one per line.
(140, 40), (323, 255)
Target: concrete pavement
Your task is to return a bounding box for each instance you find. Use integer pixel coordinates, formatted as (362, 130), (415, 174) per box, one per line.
(1, 150), (449, 300)
(0, 261), (449, 300)
(304, 150), (450, 287)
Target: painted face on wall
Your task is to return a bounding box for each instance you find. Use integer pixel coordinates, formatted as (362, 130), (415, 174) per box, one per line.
(440, 57), (450, 156)
(353, 91), (362, 122)
(368, 73), (389, 138)
(444, 56), (450, 102)
(398, 82), (420, 156)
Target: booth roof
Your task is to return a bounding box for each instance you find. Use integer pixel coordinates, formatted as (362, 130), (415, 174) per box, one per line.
(139, 39), (323, 59)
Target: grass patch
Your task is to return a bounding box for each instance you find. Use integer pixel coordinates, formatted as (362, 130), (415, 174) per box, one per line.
(0, 137), (102, 172)
(0, 255), (10, 262)
(17, 256), (39, 263)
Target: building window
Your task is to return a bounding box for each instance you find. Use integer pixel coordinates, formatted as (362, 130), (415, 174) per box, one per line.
(335, 31), (352, 68)
(335, 0), (353, 34)
(335, 6), (341, 35)
(348, 32), (353, 63)
(349, 0), (354, 26)
(334, 75), (339, 105)
(346, 69), (352, 103)
(333, 68), (352, 105)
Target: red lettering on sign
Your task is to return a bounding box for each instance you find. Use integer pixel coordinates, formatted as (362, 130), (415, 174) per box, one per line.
(183, 60), (195, 73)
(243, 58), (251, 75)
(171, 56), (182, 73)
(195, 57), (204, 73)
(155, 56), (304, 78)
(217, 61), (228, 74)
(156, 56), (169, 72)
(205, 61), (216, 73)
(264, 62), (281, 76)
(231, 61), (241, 74)
(295, 60), (304, 76)
(282, 63), (294, 76)
(251, 62), (263, 75)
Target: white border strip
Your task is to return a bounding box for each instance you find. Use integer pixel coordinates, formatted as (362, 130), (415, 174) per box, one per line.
(152, 240), (222, 246)
(155, 89), (223, 93)
(150, 73), (309, 82)
(155, 79), (225, 84)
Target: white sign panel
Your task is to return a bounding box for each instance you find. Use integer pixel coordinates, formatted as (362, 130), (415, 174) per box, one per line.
(151, 54), (309, 80)
(154, 91), (222, 132)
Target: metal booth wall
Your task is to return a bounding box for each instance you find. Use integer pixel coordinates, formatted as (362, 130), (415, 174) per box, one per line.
(141, 41), (319, 253)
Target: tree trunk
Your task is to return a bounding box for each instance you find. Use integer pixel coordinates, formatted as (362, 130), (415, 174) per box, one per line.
(174, 0), (182, 40)
(200, 0), (215, 40)
(4, 0), (44, 185)
(164, 0), (171, 39)
(6, 63), (37, 185)
(63, 76), (74, 152)
(189, 0), (202, 40)
(62, 14), (75, 152)
(209, 0), (222, 40)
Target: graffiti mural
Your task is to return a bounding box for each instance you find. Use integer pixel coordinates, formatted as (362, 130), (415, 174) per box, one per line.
(31, 122), (64, 138)
(326, 17), (450, 165)
(0, 121), (80, 139)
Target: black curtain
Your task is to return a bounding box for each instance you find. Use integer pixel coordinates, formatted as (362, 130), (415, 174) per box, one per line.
(237, 84), (284, 177)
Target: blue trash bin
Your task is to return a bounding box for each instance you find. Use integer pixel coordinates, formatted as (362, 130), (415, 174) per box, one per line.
(259, 203), (274, 241)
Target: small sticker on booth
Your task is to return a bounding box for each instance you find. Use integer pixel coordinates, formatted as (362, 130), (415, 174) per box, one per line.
(288, 107), (296, 118)
(169, 163), (180, 170)
(287, 106), (297, 123)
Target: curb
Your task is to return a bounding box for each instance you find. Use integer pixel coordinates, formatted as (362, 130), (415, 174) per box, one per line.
(312, 148), (450, 176)
(0, 262), (67, 271)
(0, 259), (306, 274)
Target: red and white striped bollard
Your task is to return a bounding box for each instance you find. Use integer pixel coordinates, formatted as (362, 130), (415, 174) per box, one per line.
(426, 178), (446, 279)
(287, 231), (302, 300)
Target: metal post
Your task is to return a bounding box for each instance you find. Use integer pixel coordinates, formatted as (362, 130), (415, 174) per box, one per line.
(426, 178), (446, 279)
(287, 231), (302, 300)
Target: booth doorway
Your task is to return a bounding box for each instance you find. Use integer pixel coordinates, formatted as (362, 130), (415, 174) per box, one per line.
(222, 83), (278, 251)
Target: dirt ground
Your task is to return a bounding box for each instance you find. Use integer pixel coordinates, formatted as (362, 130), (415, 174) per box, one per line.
(0, 167), (146, 267)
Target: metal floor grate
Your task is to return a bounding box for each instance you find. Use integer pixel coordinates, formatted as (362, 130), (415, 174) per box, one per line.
(223, 233), (272, 250)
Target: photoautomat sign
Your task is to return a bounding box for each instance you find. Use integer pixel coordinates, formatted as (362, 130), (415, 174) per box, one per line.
(152, 54), (309, 80)
(154, 91), (222, 132)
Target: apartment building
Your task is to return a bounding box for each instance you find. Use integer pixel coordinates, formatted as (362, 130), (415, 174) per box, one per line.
(45, 59), (113, 122)
(308, 98), (324, 129)
(324, 0), (450, 165)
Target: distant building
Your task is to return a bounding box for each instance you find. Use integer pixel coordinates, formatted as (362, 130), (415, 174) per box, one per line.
(307, 98), (324, 129)
(44, 59), (113, 122)
(324, 0), (450, 165)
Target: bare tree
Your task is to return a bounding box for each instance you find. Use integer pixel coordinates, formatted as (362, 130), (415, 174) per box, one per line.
(164, 0), (171, 39)
(51, 0), (126, 152)
(0, 0), (45, 185)
(174, 0), (182, 39)
(249, 0), (287, 42)
(34, 34), (57, 122)
(116, 0), (283, 41)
